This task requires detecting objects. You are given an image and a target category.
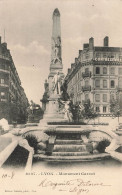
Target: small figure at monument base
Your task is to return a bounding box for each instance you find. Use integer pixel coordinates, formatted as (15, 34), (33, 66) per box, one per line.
(59, 100), (73, 122)
(27, 101), (43, 124)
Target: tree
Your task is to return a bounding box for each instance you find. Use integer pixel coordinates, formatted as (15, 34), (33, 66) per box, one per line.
(81, 100), (98, 123)
(110, 98), (120, 123)
(70, 101), (83, 123)
(9, 102), (18, 123)
(65, 100), (98, 124)
(0, 102), (9, 121)
(60, 80), (70, 101)
(42, 91), (49, 103)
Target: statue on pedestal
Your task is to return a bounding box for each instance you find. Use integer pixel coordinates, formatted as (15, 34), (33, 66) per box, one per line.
(27, 101), (43, 123)
(52, 72), (62, 95)
(27, 101), (35, 116)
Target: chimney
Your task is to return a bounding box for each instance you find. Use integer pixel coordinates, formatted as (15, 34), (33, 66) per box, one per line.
(71, 63), (75, 69)
(83, 43), (89, 49)
(79, 50), (82, 55)
(68, 68), (71, 74)
(75, 58), (78, 64)
(44, 80), (48, 90)
(2, 42), (7, 48)
(104, 36), (109, 47)
(89, 37), (94, 50)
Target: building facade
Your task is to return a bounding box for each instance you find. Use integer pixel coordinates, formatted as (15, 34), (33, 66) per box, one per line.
(65, 37), (122, 116)
(0, 36), (29, 123)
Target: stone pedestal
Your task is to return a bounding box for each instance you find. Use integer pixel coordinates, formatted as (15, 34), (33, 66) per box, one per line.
(40, 94), (68, 124)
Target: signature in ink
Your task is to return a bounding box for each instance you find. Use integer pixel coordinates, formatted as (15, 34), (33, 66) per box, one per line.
(38, 178), (111, 194)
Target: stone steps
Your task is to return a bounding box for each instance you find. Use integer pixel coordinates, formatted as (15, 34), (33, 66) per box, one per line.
(53, 144), (87, 152)
(55, 139), (83, 145)
(34, 153), (111, 162)
(52, 152), (89, 156)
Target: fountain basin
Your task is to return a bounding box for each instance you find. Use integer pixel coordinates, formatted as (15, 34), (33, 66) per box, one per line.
(22, 124), (117, 162)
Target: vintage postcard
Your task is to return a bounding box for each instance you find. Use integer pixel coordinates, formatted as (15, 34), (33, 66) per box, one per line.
(0, 0), (122, 195)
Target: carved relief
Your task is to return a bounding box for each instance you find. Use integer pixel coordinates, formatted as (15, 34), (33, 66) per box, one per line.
(51, 36), (62, 64)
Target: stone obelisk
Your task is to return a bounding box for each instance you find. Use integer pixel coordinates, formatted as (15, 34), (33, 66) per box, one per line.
(48, 8), (64, 93)
(41, 8), (67, 124)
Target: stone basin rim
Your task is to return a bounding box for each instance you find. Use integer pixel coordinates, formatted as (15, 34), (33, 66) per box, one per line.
(21, 126), (117, 139)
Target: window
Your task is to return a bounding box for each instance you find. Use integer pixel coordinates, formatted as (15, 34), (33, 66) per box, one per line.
(5, 64), (9, 71)
(1, 92), (5, 99)
(110, 94), (115, 101)
(103, 106), (107, 113)
(96, 107), (100, 112)
(78, 72), (80, 79)
(78, 82), (81, 91)
(95, 79), (100, 88)
(73, 78), (74, 84)
(1, 92), (5, 96)
(119, 68), (122, 75)
(103, 67), (107, 74)
(103, 80), (107, 88)
(76, 85), (78, 92)
(0, 64), (5, 70)
(85, 80), (89, 87)
(119, 78), (122, 88)
(103, 94), (107, 102)
(111, 80), (115, 88)
(95, 94), (100, 102)
(110, 67), (115, 75)
(86, 54), (89, 59)
(85, 68), (89, 73)
(119, 55), (122, 61)
(0, 79), (5, 84)
(85, 94), (89, 101)
(110, 54), (115, 58)
(103, 53), (107, 58)
(96, 53), (100, 58)
(96, 67), (100, 74)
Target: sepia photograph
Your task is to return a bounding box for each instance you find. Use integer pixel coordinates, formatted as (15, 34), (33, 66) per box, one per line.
(0, 0), (122, 194)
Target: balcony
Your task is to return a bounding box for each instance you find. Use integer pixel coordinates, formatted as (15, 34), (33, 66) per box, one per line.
(0, 83), (9, 88)
(118, 87), (122, 91)
(82, 71), (91, 78)
(0, 99), (7, 102)
(82, 86), (91, 92)
(0, 54), (10, 61)
(0, 68), (9, 74)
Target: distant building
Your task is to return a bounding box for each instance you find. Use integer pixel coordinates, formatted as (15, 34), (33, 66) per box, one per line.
(0, 36), (29, 123)
(65, 36), (122, 116)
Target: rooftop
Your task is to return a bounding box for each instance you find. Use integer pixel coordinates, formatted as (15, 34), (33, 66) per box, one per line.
(94, 46), (122, 52)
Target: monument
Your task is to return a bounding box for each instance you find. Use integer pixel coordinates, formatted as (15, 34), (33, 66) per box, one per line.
(35, 8), (121, 161)
(48, 8), (64, 92)
(41, 8), (69, 123)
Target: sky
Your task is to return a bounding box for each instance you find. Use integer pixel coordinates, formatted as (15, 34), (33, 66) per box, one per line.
(0, 0), (122, 105)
